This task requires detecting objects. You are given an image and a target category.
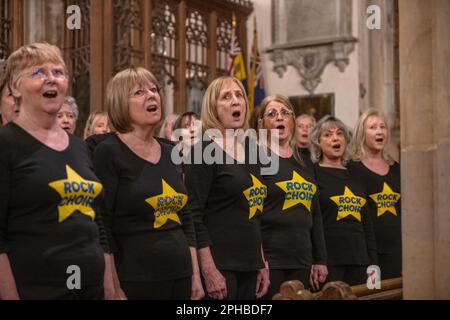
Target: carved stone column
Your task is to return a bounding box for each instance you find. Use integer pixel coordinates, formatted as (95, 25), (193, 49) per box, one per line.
(400, 0), (450, 299)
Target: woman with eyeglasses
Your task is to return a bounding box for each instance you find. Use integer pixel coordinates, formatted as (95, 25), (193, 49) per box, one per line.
(184, 76), (270, 300)
(310, 116), (377, 286)
(0, 43), (113, 300)
(92, 67), (203, 300)
(257, 95), (327, 298)
(348, 109), (401, 280)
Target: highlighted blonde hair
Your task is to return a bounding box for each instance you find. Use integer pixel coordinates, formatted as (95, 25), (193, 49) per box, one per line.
(106, 67), (163, 133)
(4, 42), (67, 88)
(349, 108), (394, 165)
(201, 76), (249, 133)
(84, 111), (109, 139)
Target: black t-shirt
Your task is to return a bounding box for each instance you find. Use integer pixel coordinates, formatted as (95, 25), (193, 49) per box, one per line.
(184, 140), (266, 271)
(0, 123), (107, 286)
(93, 134), (195, 282)
(314, 164), (377, 266)
(299, 147), (315, 176)
(348, 161), (401, 255)
(260, 155), (327, 269)
(85, 132), (174, 160)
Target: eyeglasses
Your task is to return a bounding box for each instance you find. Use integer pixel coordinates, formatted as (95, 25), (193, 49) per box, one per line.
(298, 124), (314, 130)
(264, 109), (293, 119)
(129, 86), (160, 98)
(21, 67), (67, 81)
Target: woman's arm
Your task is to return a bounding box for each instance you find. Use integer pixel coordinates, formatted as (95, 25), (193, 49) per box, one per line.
(189, 247), (204, 300)
(93, 143), (126, 299)
(198, 247), (227, 300)
(0, 138), (18, 299)
(256, 246), (270, 299)
(0, 254), (19, 300)
(310, 194), (328, 290)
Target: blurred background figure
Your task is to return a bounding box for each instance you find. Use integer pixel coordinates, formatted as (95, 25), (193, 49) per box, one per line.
(296, 114), (316, 172)
(56, 96), (78, 134)
(84, 111), (110, 139)
(159, 113), (179, 142)
(0, 74), (19, 126)
(172, 111), (200, 151)
(296, 114), (316, 149)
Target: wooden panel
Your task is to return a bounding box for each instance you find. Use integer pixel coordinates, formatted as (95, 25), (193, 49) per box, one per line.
(10, 0), (23, 51)
(90, 0), (105, 111)
(174, 0), (186, 113)
(207, 10), (218, 83)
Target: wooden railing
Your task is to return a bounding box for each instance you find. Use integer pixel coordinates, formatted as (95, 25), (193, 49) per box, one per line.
(272, 277), (402, 300)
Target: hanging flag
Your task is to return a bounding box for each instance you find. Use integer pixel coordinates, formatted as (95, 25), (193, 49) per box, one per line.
(248, 17), (266, 113)
(228, 13), (247, 91)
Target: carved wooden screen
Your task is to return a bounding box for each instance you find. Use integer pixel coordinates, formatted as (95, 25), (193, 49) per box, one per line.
(66, 0), (252, 116)
(216, 17), (232, 77)
(0, 0), (12, 65)
(0, 0), (23, 71)
(64, 0), (91, 136)
(113, 0), (145, 74)
(151, 0), (177, 87)
(185, 8), (209, 113)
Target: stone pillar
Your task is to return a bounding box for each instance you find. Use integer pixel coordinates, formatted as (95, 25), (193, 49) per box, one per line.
(359, 0), (399, 160)
(400, 0), (450, 299)
(23, 0), (65, 47)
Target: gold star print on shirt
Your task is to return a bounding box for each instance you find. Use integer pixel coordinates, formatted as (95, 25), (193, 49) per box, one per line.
(275, 171), (317, 212)
(48, 165), (103, 223)
(243, 174), (267, 219)
(145, 179), (187, 229)
(330, 186), (366, 222)
(369, 182), (401, 217)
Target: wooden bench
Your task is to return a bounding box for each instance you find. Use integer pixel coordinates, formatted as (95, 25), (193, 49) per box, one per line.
(272, 277), (402, 300)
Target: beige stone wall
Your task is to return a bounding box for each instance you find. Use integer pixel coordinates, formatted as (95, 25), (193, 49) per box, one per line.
(250, 0), (361, 129)
(400, 0), (450, 299)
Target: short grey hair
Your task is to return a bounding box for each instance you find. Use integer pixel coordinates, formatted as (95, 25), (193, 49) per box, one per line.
(309, 115), (352, 165)
(63, 96), (79, 119)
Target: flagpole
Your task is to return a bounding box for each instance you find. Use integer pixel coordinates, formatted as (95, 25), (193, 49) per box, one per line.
(248, 16), (257, 113)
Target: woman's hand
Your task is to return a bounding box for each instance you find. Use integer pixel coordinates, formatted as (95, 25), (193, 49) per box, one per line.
(256, 261), (270, 299)
(309, 264), (328, 291)
(202, 266), (227, 300)
(191, 273), (205, 300)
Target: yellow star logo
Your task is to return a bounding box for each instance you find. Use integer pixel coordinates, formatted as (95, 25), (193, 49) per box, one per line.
(145, 179), (187, 229)
(330, 186), (366, 222)
(48, 165), (103, 223)
(369, 182), (401, 217)
(275, 171), (317, 212)
(243, 174), (267, 219)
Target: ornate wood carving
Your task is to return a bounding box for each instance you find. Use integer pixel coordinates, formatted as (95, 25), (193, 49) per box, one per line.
(216, 17), (232, 77)
(185, 8), (209, 87)
(113, 0), (144, 73)
(151, 0), (177, 87)
(0, 0), (12, 65)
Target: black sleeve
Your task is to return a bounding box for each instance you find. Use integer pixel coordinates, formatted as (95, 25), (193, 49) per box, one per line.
(178, 204), (197, 248)
(93, 204), (111, 253)
(0, 137), (11, 254)
(184, 161), (216, 249)
(176, 166), (196, 248)
(361, 205), (378, 265)
(310, 193), (327, 265)
(93, 143), (119, 253)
